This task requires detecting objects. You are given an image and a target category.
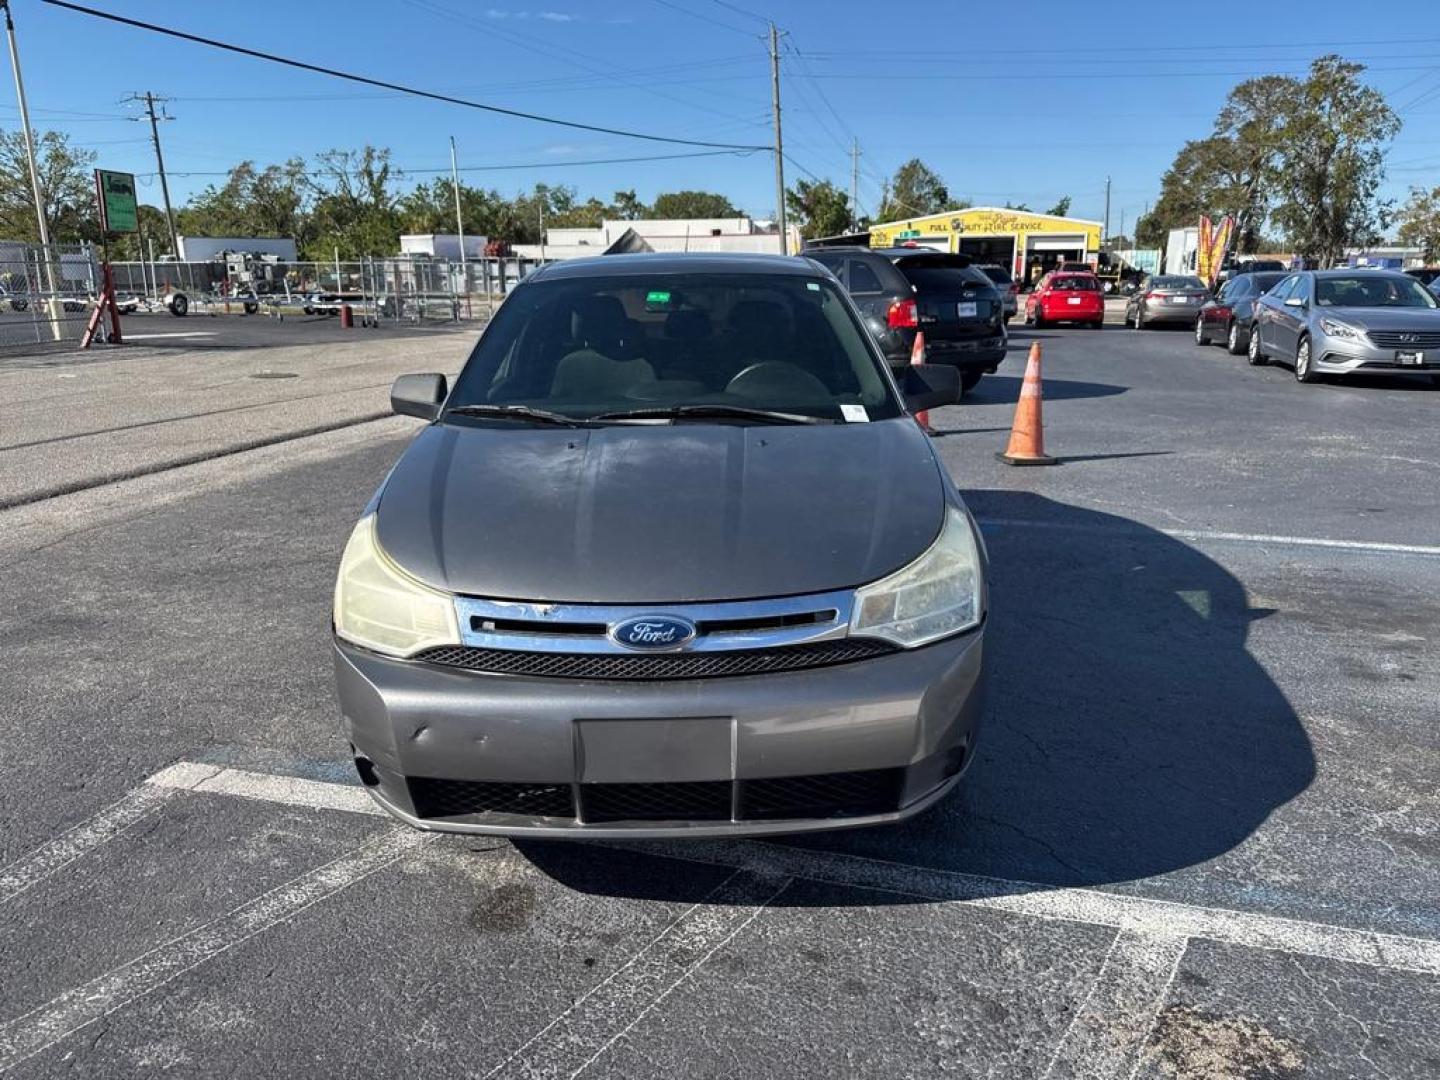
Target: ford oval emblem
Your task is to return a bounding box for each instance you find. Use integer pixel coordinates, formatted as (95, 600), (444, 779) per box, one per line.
(608, 615), (697, 652)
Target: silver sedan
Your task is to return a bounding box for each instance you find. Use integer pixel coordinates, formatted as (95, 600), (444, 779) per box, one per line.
(1248, 269), (1440, 384)
(1126, 275), (1212, 328)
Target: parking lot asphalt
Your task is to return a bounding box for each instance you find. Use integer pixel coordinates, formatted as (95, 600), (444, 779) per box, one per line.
(0, 318), (479, 508)
(2, 323), (1438, 1078)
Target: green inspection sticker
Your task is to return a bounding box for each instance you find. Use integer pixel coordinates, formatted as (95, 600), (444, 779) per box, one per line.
(645, 290), (672, 307)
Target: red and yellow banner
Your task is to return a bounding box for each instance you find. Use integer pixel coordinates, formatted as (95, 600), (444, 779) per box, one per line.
(1197, 215), (1235, 286)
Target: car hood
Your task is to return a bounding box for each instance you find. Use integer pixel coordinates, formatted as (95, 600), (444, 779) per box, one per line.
(1319, 306), (1440, 330)
(374, 418), (947, 603)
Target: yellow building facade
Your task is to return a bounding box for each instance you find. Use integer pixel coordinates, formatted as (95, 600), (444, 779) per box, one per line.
(870, 207), (1104, 285)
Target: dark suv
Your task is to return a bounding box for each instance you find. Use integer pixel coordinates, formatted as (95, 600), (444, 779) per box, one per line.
(806, 246), (1007, 394)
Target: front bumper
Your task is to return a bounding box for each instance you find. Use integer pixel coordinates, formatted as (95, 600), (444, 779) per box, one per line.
(1313, 334), (1440, 374)
(333, 626), (986, 838)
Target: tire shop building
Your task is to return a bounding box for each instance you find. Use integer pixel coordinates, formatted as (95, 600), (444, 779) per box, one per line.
(869, 207), (1103, 287)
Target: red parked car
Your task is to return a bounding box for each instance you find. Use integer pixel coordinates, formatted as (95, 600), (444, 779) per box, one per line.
(1025, 272), (1105, 329)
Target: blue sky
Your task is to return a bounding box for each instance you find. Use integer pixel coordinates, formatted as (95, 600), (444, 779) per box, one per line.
(6, 0), (1440, 236)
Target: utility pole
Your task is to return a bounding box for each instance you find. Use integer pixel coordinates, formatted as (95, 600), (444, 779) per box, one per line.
(2, 0), (54, 293)
(449, 135), (470, 317)
(850, 138), (860, 232)
(769, 22), (787, 255)
(1103, 175), (1112, 248)
(127, 92), (179, 258)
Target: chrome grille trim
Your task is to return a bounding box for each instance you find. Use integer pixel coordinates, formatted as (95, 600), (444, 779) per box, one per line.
(454, 589), (856, 655)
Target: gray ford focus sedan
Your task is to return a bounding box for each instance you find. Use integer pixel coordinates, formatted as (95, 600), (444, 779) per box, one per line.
(332, 253), (986, 837)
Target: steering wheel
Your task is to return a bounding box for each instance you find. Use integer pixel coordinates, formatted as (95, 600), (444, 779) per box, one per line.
(725, 361), (831, 402)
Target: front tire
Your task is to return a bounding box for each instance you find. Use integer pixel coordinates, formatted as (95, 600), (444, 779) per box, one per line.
(960, 370), (984, 395)
(1135, 305), (1148, 330)
(1247, 325), (1266, 366)
(1294, 335), (1318, 383)
(1194, 316), (1207, 345)
(168, 292), (189, 317)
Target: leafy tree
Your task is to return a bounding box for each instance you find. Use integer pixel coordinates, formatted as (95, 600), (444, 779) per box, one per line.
(0, 128), (98, 243)
(785, 178), (852, 239)
(109, 204), (170, 260)
(1141, 59), (1397, 264)
(877, 159), (955, 221)
(1046, 196), (1072, 218)
(1269, 56), (1398, 266)
(1396, 185), (1440, 262)
(609, 189), (647, 220)
(178, 159), (310, 248)
(1003, 200), (1032, 213)
(303, 146), (401, 259)
(650, 190), (739, 219)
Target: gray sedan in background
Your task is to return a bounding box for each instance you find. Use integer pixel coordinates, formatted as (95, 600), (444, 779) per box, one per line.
(332, 253), (986, 838)
(1248, 269), (1440, 384)
(1126, 275), (1211, 328)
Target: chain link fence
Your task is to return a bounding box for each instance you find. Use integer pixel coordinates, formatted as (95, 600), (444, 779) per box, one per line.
(0, 242), (108, 349)
(103, 254), (546, 324)
(0, 247), (548, 352)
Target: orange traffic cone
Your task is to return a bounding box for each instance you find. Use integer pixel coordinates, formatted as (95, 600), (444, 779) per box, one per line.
(909, 331), (935, 434)
(997, 341), (1057, 466)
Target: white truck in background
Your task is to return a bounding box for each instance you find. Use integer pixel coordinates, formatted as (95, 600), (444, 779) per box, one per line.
(1164, 227), (1199, 276)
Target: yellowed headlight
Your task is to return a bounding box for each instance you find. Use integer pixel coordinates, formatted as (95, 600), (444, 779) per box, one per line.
(333, 515), (460, 657)
(850, 506), (983, 647)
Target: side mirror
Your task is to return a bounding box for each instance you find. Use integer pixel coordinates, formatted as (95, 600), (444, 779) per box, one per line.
(1284, 296), (1306, 308)
(391, 373), (448, 420)
(902, 363), (961, 411)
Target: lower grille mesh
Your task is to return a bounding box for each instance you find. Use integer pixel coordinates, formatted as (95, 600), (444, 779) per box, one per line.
(413, 639), (896, 680)
(581, 781), (732, 823)
(408, 777), (574, 820)
(742, 768), (904, 820)
(405, 768), (906, 823)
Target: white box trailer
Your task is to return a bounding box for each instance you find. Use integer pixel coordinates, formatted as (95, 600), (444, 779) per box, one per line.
(1164, 228), (1199, 276)
(399, 234), (488, 260)
(175, 236), (298, 262)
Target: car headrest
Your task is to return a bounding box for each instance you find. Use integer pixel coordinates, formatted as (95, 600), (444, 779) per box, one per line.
(664, 309), (712, 341)
(727, 299), (789, 340)
(571, 295), (628, 349)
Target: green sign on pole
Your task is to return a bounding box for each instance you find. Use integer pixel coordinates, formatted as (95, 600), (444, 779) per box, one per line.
(95, 169), (138, 234)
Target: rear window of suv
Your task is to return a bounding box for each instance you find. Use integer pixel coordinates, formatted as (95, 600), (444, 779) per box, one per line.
(977, 265), (1013, 285)
(1051, 276), (1099, 291)
(901, 267), (994, 293)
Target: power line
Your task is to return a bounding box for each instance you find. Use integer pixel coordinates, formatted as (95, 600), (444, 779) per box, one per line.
(647, 0), (757, 37)
(118, 148), (757, 181)
(709, 0), (769, 24)
(40, 0), (771, 151)
(803, 37), (1440, 58)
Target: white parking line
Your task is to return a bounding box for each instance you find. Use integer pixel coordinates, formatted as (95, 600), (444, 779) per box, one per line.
(0, 829), (422, 1075)
(483, 869), (790, 1079)
(978, 517), (1440, 559)
(1041, 928), (1188, 1080)
(139, 764), (1440, 977)
(148, 760), (380, 815)
(0, 780), (195, 906)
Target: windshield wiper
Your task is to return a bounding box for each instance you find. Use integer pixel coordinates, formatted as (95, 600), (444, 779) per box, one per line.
(587, 404), (833, 425)
(444, 404), (585, 427)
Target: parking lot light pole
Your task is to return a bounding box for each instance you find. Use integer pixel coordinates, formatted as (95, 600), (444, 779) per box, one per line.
(449, 136), (470, 318)
(2, 0), (57, 301)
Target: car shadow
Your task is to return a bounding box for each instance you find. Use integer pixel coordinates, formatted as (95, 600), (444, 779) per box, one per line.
(515, 492), (1315, 905)
(966, 374), (1127, 402)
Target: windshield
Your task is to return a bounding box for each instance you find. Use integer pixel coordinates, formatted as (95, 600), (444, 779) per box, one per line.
(978, 266), (1012, 284)
(1051, 276), (1099, 291)
(445, 272), (902, 423)
(1315, 275), (1439, 309)
(1154, 276), (1206, 290)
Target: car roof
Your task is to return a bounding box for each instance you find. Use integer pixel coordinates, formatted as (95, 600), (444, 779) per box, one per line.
(527, 252), (817, 281)
(1310, 268), (1413, 279)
